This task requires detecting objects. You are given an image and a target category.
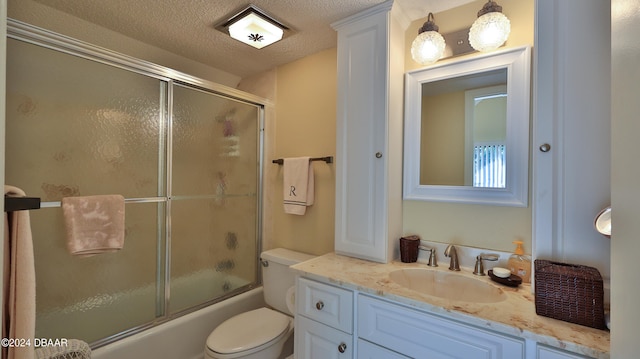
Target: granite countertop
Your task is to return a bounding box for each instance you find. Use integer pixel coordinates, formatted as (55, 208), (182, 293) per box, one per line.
(292, 252), (610, 359)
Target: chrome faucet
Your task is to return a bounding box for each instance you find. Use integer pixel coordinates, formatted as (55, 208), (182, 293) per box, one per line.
(418, 245), (438, 267)
(444, 244), (460, 271)
(473, 253), (499, 276)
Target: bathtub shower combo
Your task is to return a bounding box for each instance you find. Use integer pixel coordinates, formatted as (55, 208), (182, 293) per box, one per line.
(5, 20), (265, 352)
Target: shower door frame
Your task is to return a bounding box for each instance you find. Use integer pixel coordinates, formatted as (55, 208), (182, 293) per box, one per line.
(6, 18), (266, 348)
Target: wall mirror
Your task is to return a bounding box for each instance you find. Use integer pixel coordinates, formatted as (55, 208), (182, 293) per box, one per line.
(404, 46), (531, 206)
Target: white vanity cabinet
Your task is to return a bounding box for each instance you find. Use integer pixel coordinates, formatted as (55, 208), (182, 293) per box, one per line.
(295, 278), (354, 359)
(536, 345), (593, 359)
(357, 294), (525, 358)
(331, 1), (405, 263)
(295, 318), (353, 359)
(357, 339), (409, 359)
(295, 275), (602, 359)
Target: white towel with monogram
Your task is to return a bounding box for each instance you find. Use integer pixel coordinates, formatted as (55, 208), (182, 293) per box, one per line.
(283, 157), (314, 215)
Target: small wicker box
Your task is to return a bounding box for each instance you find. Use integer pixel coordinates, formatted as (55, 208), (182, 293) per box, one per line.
(534, 260), (606, 330)
(399, 235), (420, 263)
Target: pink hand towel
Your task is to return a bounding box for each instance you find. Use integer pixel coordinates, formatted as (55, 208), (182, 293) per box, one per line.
(3, 185), (36, 359)
(62, 195), (125, 256)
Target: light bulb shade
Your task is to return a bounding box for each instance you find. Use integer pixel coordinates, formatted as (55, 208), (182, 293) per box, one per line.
(228, 12), (284, 49)
(469, 11), (511, 52)
(411, 31), (446, 65)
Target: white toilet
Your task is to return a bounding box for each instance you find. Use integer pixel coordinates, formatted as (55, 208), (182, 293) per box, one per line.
(205, 248), (315, 359)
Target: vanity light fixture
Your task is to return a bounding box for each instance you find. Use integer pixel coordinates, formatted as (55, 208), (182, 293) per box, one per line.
(220, 5), (288, 49)
(411, 13), (446, 65)
(469, 1), (511, 52)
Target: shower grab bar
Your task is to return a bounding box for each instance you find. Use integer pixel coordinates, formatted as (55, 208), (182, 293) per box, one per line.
(4, 196), (41, 212)
(272, 156), (333, 165)
(38, 196), (167, 209)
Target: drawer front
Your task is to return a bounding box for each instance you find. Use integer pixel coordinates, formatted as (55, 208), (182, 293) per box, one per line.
(297, 277), (353, 333)
(295, 316), (353, 359)
(357, 339), (410, 359)
(358, 294), (525, 359)
(537, 345), (593, 359)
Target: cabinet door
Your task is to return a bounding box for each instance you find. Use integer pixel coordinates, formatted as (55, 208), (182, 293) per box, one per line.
(358, 339), (409, 359)
(537, 345), (593, 359)
(533, 0), (610, 278)
(358, 294), (524, 359)
(295, 316), (352, 359)
(332, 2), (404, 264)
(333, 5), (390, 263)
(297, 277), (353, 333)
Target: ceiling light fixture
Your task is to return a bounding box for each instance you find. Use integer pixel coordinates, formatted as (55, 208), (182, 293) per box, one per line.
(469, 1), (511, 52)
(220, 5), (288, 49)
(411, 13), (446, 65)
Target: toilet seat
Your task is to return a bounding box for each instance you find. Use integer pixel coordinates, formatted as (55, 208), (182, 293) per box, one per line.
(206, 307), (292, 358)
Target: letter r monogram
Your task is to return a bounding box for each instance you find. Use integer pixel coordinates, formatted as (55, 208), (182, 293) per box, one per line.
(290, 186), (297, 196)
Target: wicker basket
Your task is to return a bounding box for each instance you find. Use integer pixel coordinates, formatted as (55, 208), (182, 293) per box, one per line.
(399, 235), (420, 263)
(35, 339), (91, 359)
(534, 260), (606, 330)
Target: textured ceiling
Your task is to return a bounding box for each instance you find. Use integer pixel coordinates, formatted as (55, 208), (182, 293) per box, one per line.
(31, 0), (476, 78)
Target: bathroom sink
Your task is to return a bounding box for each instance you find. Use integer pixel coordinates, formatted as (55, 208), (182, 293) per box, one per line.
(388, 268), (507, 303)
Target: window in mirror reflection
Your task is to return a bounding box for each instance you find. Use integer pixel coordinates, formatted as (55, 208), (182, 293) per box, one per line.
(420, 68), (507, 188)
(467, 86), (507, 188)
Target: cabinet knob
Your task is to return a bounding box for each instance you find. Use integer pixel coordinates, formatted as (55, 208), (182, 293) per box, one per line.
(375, 152), (383, 158)
(539, 143), (551, 152)
(315, 300), (324, 310)
(338, 342), (347, 353)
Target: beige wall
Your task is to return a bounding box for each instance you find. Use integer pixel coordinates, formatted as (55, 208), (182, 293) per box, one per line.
(258, 49), (337, 256)
(420, 91), (465, 186)
(404, 0), (535, 253)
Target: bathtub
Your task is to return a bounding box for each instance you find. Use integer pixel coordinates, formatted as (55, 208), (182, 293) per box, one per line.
(91, 287), (265, 359)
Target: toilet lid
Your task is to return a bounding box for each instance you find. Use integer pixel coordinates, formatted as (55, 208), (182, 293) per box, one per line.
(206, 307), (290, 355)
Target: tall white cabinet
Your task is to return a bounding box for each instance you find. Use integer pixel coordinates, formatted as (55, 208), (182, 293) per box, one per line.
(533, 0), (611, 278)
(331, 0), (407, 263)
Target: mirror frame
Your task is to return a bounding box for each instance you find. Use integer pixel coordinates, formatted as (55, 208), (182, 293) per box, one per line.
(403, 46), (531, 206)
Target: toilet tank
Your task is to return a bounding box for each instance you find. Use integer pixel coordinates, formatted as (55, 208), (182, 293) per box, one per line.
(260, 248), (315, 315)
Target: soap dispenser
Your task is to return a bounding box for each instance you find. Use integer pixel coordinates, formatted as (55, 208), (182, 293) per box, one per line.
(508, 240), (531, 283)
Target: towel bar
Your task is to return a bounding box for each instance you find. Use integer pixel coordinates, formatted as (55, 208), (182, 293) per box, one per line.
(272, 156), (333, 165)
(4, 196), (41, 212)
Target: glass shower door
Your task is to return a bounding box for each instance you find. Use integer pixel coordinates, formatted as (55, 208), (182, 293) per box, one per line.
(5, 37), (167, 344)
(5, 26), (263, 346)
(169, 84), (260, 314)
